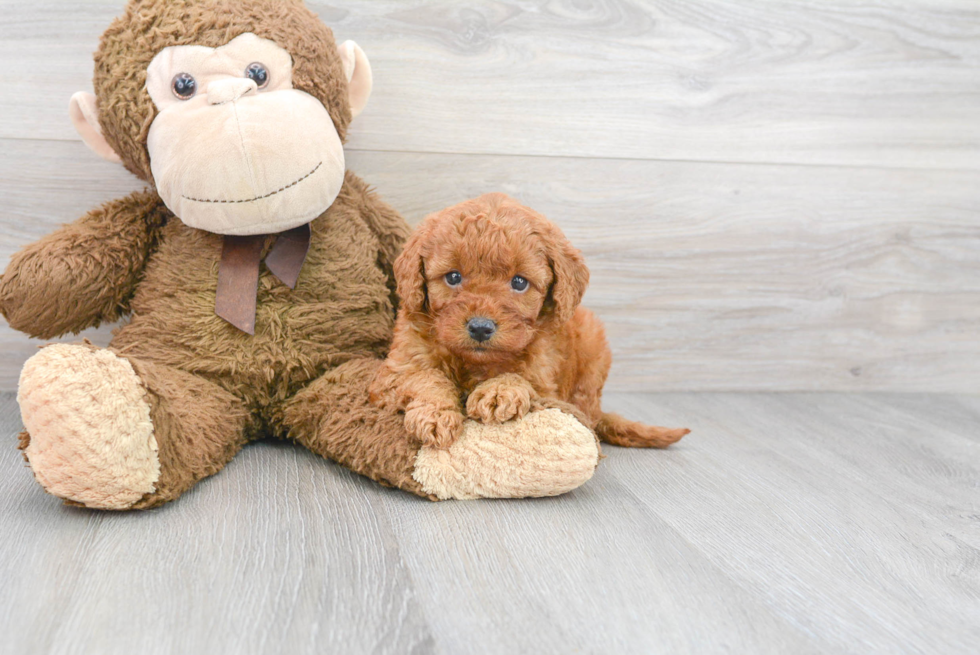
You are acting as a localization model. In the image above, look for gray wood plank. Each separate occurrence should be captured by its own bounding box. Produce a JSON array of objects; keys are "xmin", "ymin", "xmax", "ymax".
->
[
  {"xmin": 1, "ymin": 140, "xmax": 978, "ymax": 393},
  {"xmin": 2, "ymin": 391, "xmax": 978, "ymax": 654},
  {"xmin": 0, "ymin": 393, "xmax": 437, "ymax": 655},
  {"xmin": 3, "ymin": 0, "xmax": 979, "ymax": 169},
  {"xmin": 373, "ymin": 475, "xmax": 835, "ymax": 655},
  {"xmin": 601, "ymin": 392, "xmax": 980, "ymax": 655}
]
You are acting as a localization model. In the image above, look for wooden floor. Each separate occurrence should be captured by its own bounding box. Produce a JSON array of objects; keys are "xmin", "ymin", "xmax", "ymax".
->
[
  {"xmin": 2, "ymin": 2, "xmax": 978, "ymax": 654},
  {"xmin": 1, "ymin": 391, "xmax": 977, "ymax": 655}
]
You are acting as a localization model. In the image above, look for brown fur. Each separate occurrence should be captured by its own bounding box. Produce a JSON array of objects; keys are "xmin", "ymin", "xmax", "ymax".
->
[
  {"xmin": 371, "ymin": 194, "xmax": 690, "ymax": 449},
  {"xmin": 3, "ymin": 0, "xmax": 604, "ymax": 508},
  {"xmin": 0, "ymin": 0, "xmax": 429, "ymax": 506}
]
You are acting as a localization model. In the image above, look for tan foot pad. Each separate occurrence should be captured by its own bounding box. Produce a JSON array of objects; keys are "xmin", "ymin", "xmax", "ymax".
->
[
  {"xmin": 412, "ymin": 408, "xmax": 599, "ymax": 500},
  {"xmin": 18, "ymin": 344, "xmax": 159, "ymax": 510}
]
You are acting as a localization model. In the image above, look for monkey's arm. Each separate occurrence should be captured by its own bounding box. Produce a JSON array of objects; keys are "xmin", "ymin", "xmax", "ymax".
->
[{"xmin": 0, "ymin": 190, "xmax": 167, "ymax": 340}]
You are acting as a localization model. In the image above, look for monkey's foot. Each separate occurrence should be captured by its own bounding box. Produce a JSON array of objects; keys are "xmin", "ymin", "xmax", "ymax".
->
[
  {"xmin": 412, "ymin": 408, "xmax": 599, "ymax": 500},
  {"xmin": 18, "ymin": 344, "xmax": 159, "ymax": 510}
]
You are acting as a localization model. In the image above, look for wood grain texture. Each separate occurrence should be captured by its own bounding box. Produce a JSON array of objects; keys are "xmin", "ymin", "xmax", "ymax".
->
[
  {"xmin": 1, "ymin": 141, "xmax": 978, "ymax": 392},
  {"xmin": 601, "ymin": 393, "xmax": 980, "ymax": 655},
  {"xmin": 3, "ymin": 3, "xmax": 978, "ymax": 654},
  {"xmin": 0, "ymin": 390, "xmax": 437, "ymax": 655},
  {"xmin": 2, "ymin": 391, "xmax": 978, "ymax": 654},
  {"xmin": 1, "ymin": 0, "xmax": 978, "ymax": 391},
  {"xmin": 2, "ymin": 0, "xmax": 979, "ymax": 169}
]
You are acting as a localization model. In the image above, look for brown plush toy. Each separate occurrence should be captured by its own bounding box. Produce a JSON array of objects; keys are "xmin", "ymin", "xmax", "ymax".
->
[{"xmin": 0, "ymin": 0, "xmax": 600, "ymax": 509}]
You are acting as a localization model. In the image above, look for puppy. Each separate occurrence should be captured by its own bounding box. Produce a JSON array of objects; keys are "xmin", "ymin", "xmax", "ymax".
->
[{"xmin": 370, "ymin": 193, "xmax": 690, "ymax": 450}]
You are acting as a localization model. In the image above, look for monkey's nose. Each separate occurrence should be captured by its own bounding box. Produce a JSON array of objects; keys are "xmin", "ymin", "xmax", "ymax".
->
[
  {"xmin": 207, "ymin": 78, "xmax": 259, "ymax": 105},
  {"xmin": 467, "ymin": 317, "xmax": 496, "ymax": 343}
]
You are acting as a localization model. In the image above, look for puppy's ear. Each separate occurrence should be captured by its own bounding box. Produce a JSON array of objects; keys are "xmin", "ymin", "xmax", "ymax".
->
[
  {"xmin": 541, "ymin": 222, "xmax": 590, "ymax": 325},
  {"xmin": 394, "ymin": 225, "xmax": 428, "ymax": 315}
]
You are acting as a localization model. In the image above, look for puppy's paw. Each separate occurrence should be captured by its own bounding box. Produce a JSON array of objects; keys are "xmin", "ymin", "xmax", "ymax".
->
[
  {"xmin": 404, "ymin": 404, "xmax": 465, "ymax": 449},
  {"xmin": 466, "ymin": 375, "xmax": 536, "ymax": 424}
]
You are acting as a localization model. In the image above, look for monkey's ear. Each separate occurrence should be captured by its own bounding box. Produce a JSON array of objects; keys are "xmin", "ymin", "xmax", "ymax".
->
[
  {"xmin": 337, "ymin": 40, "xmax": 372, "ymax": 119},
  {"xmin": 69, "ymin": 92, "xmax": 122, "ymax": 164}
]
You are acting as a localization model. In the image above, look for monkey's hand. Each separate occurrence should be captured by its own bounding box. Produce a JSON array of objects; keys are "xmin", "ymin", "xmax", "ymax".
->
[
  {"xmin": 466, "ymin": 374, "xmax": 537, "ymax": 424},
  {"xmin": 0, "ymin": 190, "xmax": 166, "ymax": 339}
]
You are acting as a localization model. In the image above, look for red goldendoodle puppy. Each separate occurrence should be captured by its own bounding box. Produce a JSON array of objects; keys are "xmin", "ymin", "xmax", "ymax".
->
[{"xmin": 370, "ymin": 193, "xmax": 690, "ymax": 449}]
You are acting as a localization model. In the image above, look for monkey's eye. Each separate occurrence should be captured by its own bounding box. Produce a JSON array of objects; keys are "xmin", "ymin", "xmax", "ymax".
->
[
  {"xmin": 444, "ymin": 271, "xmax": 462, "ymax": 287},
  {"xmin": 511, "ymin": 275, "xmax": 529, "ymax": 292},
  {"xmin": 245, "ymin": 62, "xmax": 269, "ymax": 88},
  {"xmin": 171, "ymin": 73, "xmax": 197, "ymax": 100}
]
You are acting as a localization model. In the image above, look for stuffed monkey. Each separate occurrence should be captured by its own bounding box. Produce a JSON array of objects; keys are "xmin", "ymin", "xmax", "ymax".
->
[{"xmin": 0, "ymin": 0, "xmax": 599, "ymax": 509}]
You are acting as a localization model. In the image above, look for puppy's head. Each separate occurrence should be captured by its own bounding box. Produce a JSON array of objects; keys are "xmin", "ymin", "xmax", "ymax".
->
[{"xmin": 395, "ymin": 193, "xmax": 589, "ymax": 363}]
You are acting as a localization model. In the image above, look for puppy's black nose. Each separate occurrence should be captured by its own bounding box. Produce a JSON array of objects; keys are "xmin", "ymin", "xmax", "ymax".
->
[{"xmin": 467, "ymin": 317, "xmax": 496, "ymax": 343}]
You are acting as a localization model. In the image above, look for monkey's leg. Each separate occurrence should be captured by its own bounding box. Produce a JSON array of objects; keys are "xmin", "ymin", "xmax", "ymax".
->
[
  {"xmin": 17, "ymin": 344, "xmax": 250, "ymax": 510},
  {"xmin": 284, "ymin": 358, "xmax": 600, "ymax": 500},
  {"xmin": 283, "ymin": 358, "xmax": 430, "ymax": 497}
]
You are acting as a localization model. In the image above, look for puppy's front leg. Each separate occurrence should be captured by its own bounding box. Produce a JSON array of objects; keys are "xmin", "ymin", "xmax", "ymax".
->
[
  {"xmin": 371, "ymin": 364, "xmax": 465, "ymax": 449},
  {"xmin": 466, "ymin": 374, "xmax": 538, "ymax": 424}
]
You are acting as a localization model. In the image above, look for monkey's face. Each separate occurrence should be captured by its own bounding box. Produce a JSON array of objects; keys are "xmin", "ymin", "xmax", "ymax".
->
[{"xmin": 141, "ymin": 33, "xmax": 345, "ymax": 236}]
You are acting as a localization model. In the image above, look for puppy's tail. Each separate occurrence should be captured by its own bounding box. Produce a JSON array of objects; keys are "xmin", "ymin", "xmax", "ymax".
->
[{"xmin": 596, "ymin": 412, "xmax": 689, "ymax": 449}]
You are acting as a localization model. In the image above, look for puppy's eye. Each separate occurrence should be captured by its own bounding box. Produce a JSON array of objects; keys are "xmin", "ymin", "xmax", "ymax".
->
[
  {"xmin": 445, "ymin": 271, "xmax": 462, "ymax": 287},
  {"xmin": 511, "ymin": 275, "xmax": 529, "ymax": 292}
]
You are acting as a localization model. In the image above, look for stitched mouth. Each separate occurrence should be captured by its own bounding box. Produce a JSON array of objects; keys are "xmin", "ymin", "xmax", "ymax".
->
[{"xmin": 181, "ymin": 161, "xmax": 322, "ymax": 204}]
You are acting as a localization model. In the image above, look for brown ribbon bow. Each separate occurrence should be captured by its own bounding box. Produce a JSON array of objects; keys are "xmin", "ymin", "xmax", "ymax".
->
[{"xmin": 215, "ymin": 223, "xmax": 311, "ymax": 335}]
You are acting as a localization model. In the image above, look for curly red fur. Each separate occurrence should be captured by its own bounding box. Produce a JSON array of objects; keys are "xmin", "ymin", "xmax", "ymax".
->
[{"xmin": 370, "ymin": 193, "xmax": 690, "ymax": 449}]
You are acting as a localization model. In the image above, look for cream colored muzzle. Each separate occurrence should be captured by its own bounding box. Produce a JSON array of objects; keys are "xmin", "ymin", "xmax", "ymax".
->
[{"xmin": 147, "ymin": 86, "xmax": 346, "ymax": 236}]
